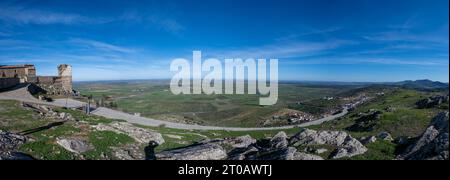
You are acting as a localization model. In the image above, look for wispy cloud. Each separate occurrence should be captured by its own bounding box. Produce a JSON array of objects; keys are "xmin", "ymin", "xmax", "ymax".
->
[
  {"xmin": 0, "ymin": 4, "xmax": 185, "ymax": 34},
  {"xmin": 285, "ymin": 57, "xmax": 448, "ymax": 66},
  {"xmin": 68, "ymin": 38, "xmax": 136, "ymax": 54},
  {"xmin": 0, "ymin": 4, "xmax": 110, "ymax": 25},
  {"xmin": 0, "ymin": 37, "xmax": 144, "ymax": 67},
  {"xmin": 119, "ymin": 11, "xmax": 185, "ymax": 34},
  {"xmin": 205, "ymin": 39, "xmax": 353, "ymax": 59},
  {"xmin": 363, "ymin": 31, "xmax": 449, "ymax": 44},
  {"xmin": 275, "ymin": 27, "xmax": 341, "ymax": 42}
]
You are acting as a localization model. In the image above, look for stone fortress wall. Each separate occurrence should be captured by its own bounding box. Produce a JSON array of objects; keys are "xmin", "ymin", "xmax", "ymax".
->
[
  {"xmin": 0, "ymin": 78, "xmax": 21, "ymax": 90},
  {"xmin": 0, "ymin": 64, "xmax": 73, "ymax": 95}
]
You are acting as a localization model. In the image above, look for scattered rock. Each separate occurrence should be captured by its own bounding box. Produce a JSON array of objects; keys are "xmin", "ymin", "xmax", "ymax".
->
[
  {"xmin": 112, "ymin": 144, "xmax": 145, "ymax": 160},
  {"xmin": 0, "ymin": 131, "xmax": 33, "ymax": 160},
  {"xmin": 227, "ymin": 145, "xmax": 259, "ymax": 160},
  {"xmin": 331, "ymin": 136, "xmax": 367, "ymax": 159},
  {"xmin": 93, "ymin": 122, "xmax": 164, "ymax": 145},
  {"xmin": 416, "ymin": 95, "xmax": 448, "ymax": 109},
  {"xmin": 315, "ymin": 148, "xmax": 328, "ymax": 154},
  {"xmin": 269, "ymin": 131, "xmax": 288, "ymax": 149},
  {"xmin": 394, "ymin": 136, "xmax": 410, "ymax": 145},
  {"xmin": 0, "ymin": 151, "xmax": 34, "ymax": 160},
  {"xmin": 56, "ymin": 138, "xmax": 92, "ymax": 154},
  {"xmin": 290, "ymin": 129, "xmax": 347, "ymax": 146},
  {"xmin": 203, "ymin": 135, "xmax": 257, "ymax": 149},
  {"xmin": 156, "ymin": 143, "xmax": 227, "ymax": 160},
  {"xmin": 293, "ymin": 152, "xmax": 324, "ymax": 160},
  {"xmin": 346, "ymin": 110, "xmax": 383, "ymax": 132},
  {"xmin": 58, "ymin": 112, "xmax": 75, "ymax": 121},
  {"xmin": 290, "ymin": 129, "xmax": 367, "ymax": 159},
  {"xmin": 255, "ymin": 147, "xmax": 323, "ymax": 160},
  {"xmin": 256, "ymin": 147, "xmax": 297, "ymax": 160},
  {"xmin": 399, "ymin": 112, "xmax": 449, "ymax": 160},
  {"xmin": 0, "ymin": 131, "xmax": 27, "ymax": 151},
  {"xmin": 377, "ymin": 132, "xmax": 394, "ymax": 141},
  {"xmin": 166, "ymin": 134, "xmax": 183, "ymax": 139},
  {"xmin": 360, "ymin": 136, "xmax": 377, "ymax": 144},
  {"xmin": 21, "ymin": 103, "xmax": 76, "ymax": 121},
  {"xmin": 384, "ymin": 106, "xmax": 396, "ymax": 112}
]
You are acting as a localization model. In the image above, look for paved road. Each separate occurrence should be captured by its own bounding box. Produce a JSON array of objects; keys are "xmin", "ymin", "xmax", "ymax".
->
[
  {"xmin": 1, "ymin": 85, "xmax": 348, "ymax": 131},
  {"xmin": 0, "ymin": 85, "xmax": 85, "ymax": 108}
]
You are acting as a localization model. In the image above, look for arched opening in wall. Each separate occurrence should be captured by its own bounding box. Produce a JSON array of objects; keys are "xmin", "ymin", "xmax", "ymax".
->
[{"xmin": 1, "ymin": 72, "xmax": 5, "ymax": 77}]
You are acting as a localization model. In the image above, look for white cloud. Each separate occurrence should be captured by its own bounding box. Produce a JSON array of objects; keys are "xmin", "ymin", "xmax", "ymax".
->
[
  {"xmin": 275, "ymin": 27, "xmax": 341, "ymax": 41},
  {"xmin": 284, "ymin": 57, "xmax": 448, "ymax": 66},
  {"xmin": 204, "ymin": 39, "xmax": 353, "ymax": 59},
  {"xmin": 0, "ymin": 5, "xmax": 110, "ymax": 25},
  {"xmin": 119, "ymin": 11, "xmax": 185, "ymax": 34},
  {"xmin": 0, "ymin": 4, "xmax": 185, "ymax": 34},
  {"xmin": 363, "ymin": 31, "xmax": 449, "ymax": 45},
  {"xmin": 68, "ymin": 38, "xmax": 136, "ymax": 54}
]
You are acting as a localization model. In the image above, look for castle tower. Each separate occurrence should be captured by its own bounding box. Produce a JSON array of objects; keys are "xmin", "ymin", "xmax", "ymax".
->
[{"xmin": 58, "ymin": 64, "xmax": 72, "ymax": 92}]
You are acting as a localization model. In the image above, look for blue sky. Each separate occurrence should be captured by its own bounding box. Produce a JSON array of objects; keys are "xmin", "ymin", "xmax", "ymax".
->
[{"xmin": 0, "ymin": 0, "xmax": 448, "ymax": 82}]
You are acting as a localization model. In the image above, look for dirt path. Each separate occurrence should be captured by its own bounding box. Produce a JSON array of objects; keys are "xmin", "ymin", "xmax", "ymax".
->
[{"xmin": 1, "ymin": 85, "xmax": 348, "ymax": 131}]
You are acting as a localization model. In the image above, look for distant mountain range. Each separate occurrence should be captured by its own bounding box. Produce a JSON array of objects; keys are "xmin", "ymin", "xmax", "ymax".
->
[
  {"xmin": 74, "ymin": 79, "xmax": 449, "ymax": 91},
  {"xmin": 391, "ymin": 79, "xmax": 449, "ymax": 91}
]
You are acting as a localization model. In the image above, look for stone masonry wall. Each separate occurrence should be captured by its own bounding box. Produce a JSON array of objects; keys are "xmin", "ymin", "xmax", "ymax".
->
[{"xmin": 0, "ymin": 78, "xmax": 20, "ymax": 90}]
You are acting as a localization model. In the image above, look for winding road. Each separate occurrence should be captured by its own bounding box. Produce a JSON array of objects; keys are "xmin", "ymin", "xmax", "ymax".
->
[{"xmin": 0, "ymin": 85, "xmax": 348, "ymax": 131}]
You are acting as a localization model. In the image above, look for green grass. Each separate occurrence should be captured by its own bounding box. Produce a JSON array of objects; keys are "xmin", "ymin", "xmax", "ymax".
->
[
  {"xmin": 18, "ymin": 141, "xmax": 76, "ymax": 160},
  {"xmin": 0, "ymin": 100, "xmax": 49, "ymax": 132},
  {"xmin": 75, "ymin": 81, "xmax": 357, "ymax": 127},
  {"xmin": 82, "ymin": 130, "xmax": 135, "ymax": 159},
  {"xmin": 136, "ymin": 124, "xmax": 303, "ymax": 152},
  {"xmin": 309, "ymin": 88, "xmax": 445, "ymax": 160},
  {"xmin": 345, "ymin": 140, "xmax": 397, "ymax": 160}
]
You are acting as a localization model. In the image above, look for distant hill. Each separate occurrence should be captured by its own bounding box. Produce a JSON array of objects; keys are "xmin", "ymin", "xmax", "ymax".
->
[{"xmin": 392, "ymin": 79, "xmax": 449, "ymax": 91}]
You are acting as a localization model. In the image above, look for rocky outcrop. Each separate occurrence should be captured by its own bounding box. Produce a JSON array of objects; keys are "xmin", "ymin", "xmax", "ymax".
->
[
  {"xmin": 293, "ymin": 152, "xmax": 324, "ymax": 160},
  {"xmin": 22, "ymin": 103, "xmax": 75, "ymax": 121},
  {"xmin": 255, "ymin": 147, "xmax": 298, "ymax": 160},
  {"xmin": 360, "ymin": 136, "xmax": 377, "ymax": 144},
  {"xmin": 346, "ymin": 110, "xmax": 382, "ymax": 132},
  {"xmin": 112, "ymin": 144, "xmax": 145, "ymax": 160},
  {"xmin": 0, "ymin": 151, "xmax": 34, "ymax": 160},
  {"xmin": 0, "ymin": 131, "xmax": 27, "ymax": 151},
  {"xmin": 56, "ymin": 138, "xmax": 92, "ymax": 154},
  {"xmin": 153, "ymin": 128, "xmax": 368, "ymax": 160},
  {"xmin": 156, "ymin": 143, "xmax": 227, "ymax": 160},
  {"xmin": 377, "ymin": 132, "xmax": 393, "ymax": 141},
  {"xmin": 250, "ymin": 147, "xmax": 323, "ymax": 160},
  {"xmin": 0, "ymin": 131, "xmax": 33, "ymax": 160},
  {"xmin": 201, "ymin": 135, "xmax": 256, "ymax": 149},
  {"xmin": 290, "ymin": 129, "xmax": 367, "ymax": 159},
  {"xmin": 93, "ymin": 122, "xmax": 164, "ymax": 145},
  {"xmin": 269, "ymin": 131, "xmax": 288, "ymax": 149},
  {"xmin": 415, "ymin": 95, "xmax": 449, "ymax": 109},
  {"xmin": 227, "ymin": 146, "xmax": 259, "ymax": 160},
  {"xmin": 399, "ymin": 112, "xmax": 449, "ymax": 160}
]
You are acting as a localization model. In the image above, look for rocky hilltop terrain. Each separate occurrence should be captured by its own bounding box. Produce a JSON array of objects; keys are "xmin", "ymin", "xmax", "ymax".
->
[
  {"xmin": 1, "ymin": 99, "xmax": 447, "ymax": 160},
  {"xmin": 1, "ymin": 83, "xmax": 449, "ymax": 160},
  {"xmin": 398, "ymin": 112, "xmax": 449, "ymax": 160}
]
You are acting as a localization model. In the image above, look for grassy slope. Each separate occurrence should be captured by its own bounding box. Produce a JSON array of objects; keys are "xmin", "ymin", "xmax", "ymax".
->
[
  {"xmin": 309, "ymin": 88, "xmax": 446, "ymax": 159},
  {"xmin": 1, "ymin": 99, "xmax": 301, "ymax": 159},
  {"xmin": 1, "ymin": 87, "xmax": 445, "ymax": 160}
]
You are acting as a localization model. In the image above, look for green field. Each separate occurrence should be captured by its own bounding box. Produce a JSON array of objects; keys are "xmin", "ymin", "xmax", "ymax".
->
[{"xmin": 74, "ymin": 80, "xmax": 361, "ymax": 127}]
